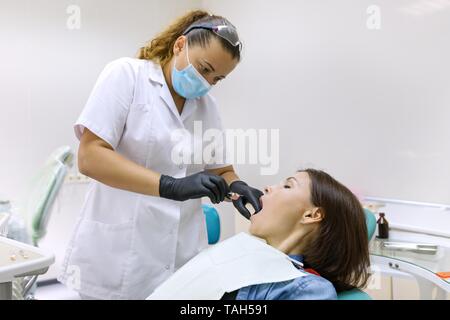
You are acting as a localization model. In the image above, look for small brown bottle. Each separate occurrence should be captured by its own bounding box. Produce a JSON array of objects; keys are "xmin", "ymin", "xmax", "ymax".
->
[{"xmin": 377, "ymin": 212, "xmax": 389, "ymax": 239}]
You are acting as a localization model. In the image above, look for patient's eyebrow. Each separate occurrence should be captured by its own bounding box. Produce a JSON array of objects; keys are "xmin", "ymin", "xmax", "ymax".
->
[{"xmin": 286, "ymin": 177, "xmax": 299, "ymax": 184}]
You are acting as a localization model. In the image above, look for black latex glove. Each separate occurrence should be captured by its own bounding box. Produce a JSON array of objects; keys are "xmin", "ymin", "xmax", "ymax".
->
[
  {"xmin": 230, "ymin": 180, "xmax": 264, "ymax": 219},
  {"xmin": 159, "ymin": 171, "xmax": 230, "ymax": 204}
]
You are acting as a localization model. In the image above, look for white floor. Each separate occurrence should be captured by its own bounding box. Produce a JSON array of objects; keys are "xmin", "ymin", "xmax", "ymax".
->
[{"xmin": 34, "ymin": 282, "xmax": 81, "ymax": 300}]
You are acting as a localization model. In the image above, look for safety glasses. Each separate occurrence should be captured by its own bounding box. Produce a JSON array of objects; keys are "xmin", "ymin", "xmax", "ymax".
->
[{"xmin": 183, "ymin": 22, "xmax": 242, "ymax": 52}]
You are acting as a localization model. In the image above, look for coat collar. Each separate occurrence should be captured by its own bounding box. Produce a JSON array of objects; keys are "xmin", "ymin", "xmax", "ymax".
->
[{"xmin": 148, "ymin": 60, "xmax": 165, "ymax": 85}]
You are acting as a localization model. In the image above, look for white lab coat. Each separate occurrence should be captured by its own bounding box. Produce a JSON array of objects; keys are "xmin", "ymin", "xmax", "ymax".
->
[{"xmin": 58, "ymin": 57, "xmax": 229, "ymax": 299}]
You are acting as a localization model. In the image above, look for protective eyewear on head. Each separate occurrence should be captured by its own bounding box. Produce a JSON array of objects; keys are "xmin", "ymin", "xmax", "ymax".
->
[{"xmin": 183, "ymin": 22, "xmax": 242, "ymax": 52}]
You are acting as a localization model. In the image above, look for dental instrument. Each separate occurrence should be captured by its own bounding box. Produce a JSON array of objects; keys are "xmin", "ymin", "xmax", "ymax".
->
[
  {"xmin": 226, "ymin": 192, "xmax": 260, "ymax": 216},
  {"xmin": 226, "ymin": 192, "xmax": 241, "ymax": 200}
]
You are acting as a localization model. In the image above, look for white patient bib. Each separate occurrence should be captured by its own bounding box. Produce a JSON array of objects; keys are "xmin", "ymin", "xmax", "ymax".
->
[{"xmin": 147, "ymin": 232, "xmax": 307, "ymax": 300}]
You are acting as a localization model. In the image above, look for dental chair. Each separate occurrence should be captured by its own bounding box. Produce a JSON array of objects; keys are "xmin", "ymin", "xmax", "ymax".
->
[
  {"xmin": 202, "ymin": 204, "xmax": 221, "ymax": 245},
  {"xmin": 9, "ymin": 146, "xmax": 74, "ymax": 299},
  {"xmin": 201, "ymin": 204, "xmax": 376, "ymax": 300},
  {"xmin": 27, "ymin": 146, "xmax": 74, "ymax": 246}
]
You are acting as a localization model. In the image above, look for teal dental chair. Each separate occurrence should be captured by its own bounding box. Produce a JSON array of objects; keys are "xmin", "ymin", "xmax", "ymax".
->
[
  {"xmin": 201, "ymin": 204, "xmax": 376, "ymax": 300},
  {"xmin": 202, "ymin": 204, "xmax": 221, "ymax": 245}
]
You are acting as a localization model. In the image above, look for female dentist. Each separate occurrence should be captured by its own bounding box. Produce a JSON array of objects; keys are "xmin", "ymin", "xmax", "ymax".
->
[{"xmin": 59, "ymin": 10, "xmax": 263, "ymax": 299}]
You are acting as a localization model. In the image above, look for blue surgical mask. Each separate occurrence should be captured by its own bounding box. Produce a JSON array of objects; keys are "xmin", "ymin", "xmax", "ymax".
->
[{"xmin": 171, "ymin": 43, "xmax": 212, "ymax": 99}]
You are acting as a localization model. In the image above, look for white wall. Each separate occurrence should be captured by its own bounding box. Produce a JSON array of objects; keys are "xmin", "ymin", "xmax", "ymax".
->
[
  {"xmin": 0, "ymin": 0, "xmax": 202, "ymax": 203},
  {"xmin": 203, "ymin": 0, "xmax": 450, "ymax": 205}
]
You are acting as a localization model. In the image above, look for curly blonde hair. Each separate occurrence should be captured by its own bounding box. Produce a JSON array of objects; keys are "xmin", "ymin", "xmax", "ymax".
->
[{"xmin": 137, "ymin": 10, "xmax": 241, "ymax": 67}]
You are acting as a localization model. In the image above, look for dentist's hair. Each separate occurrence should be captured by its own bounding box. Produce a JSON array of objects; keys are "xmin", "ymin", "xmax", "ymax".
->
[
  {"xmin": 137, "ymin": 10, "xmax": 241, "ymax": 67},
  {"xmin": 299, "ymin": 169, "xmax": 370, "ymax": 292}
]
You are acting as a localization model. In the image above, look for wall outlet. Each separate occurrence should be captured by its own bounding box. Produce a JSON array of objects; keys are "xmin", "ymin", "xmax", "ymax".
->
[{"xmin": 65, "ymin": 173, "xmax": 90, "ymax": 184}]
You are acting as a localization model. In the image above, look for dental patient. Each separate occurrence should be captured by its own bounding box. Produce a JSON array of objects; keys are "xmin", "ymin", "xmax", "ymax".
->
[
  {"xmin": 148, "ymin": 169, "xmax": 370, "ymax": 300},
  {"xmin": 221, "ymin": 169, "xmax": 370, "ymax": 300}
]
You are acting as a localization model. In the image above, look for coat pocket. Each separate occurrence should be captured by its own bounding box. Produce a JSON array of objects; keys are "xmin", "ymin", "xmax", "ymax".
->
[{"xmin": 69, "ymin": 219, "xmax": 133, "ymax": 295}]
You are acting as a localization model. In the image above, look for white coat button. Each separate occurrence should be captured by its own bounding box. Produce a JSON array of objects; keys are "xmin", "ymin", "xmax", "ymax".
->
[
  {"xmin": 178, "ymin": 164, "xmax": 184, "ymax": 169},
  {"xmin": 165, "ymin": 265, "xmax": 170, "ymax": 270}
]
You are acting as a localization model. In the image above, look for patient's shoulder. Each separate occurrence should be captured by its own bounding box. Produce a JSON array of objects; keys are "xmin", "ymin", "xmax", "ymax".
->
[{"xmin": 267, "ymin": 274, "xmax": 337, "ymax": 300}]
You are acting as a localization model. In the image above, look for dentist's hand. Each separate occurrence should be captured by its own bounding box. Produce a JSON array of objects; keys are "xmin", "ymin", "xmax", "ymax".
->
[
  {"xmin": 230, "ymin": 180, "xmax": 264, "ymax": 220},
  {"xmin": 159, "ymin": 171, "xmax": 230, "ymax": 204}
]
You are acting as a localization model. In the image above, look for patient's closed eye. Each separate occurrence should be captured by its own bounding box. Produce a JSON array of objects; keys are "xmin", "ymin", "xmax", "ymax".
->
[{"xmin": 283, "ymin": 179, "xmax": 293, "ymax": 189}]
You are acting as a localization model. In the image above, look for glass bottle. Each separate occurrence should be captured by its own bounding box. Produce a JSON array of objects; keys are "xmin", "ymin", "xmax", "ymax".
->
[{"xmin": 376, "ymin": 212, "xmax": 389, "ymax": 239}]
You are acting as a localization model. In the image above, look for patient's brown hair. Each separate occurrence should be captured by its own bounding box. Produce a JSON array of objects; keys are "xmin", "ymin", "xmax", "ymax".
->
[{"xmin": 299, "ymin": 169, "xmax": 370, "ymax": 292}]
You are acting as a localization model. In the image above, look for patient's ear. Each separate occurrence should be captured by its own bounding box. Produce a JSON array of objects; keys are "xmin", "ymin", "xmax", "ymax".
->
[{"xmin": 300, "ymin": 208, "xmax": 324, "ymax": 224}]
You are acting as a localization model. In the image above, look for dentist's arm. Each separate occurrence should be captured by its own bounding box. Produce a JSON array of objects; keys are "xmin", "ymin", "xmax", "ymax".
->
[
  {"xmin": 207, "ymin": 165, "xmax": 239, "ymax": 187},
  {"xmin": 78, "ymin": 128, "xmax": 161, "ymax": 196},
  {"xmin": 78, "ymin": 128, "xmax": 229, "ymax": 203}
]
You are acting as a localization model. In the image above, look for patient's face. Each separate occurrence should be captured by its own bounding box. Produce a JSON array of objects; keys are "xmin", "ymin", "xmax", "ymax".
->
[{"xmin": 249, "ymin": 172, "xmax": 314, "ymax": 239}]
